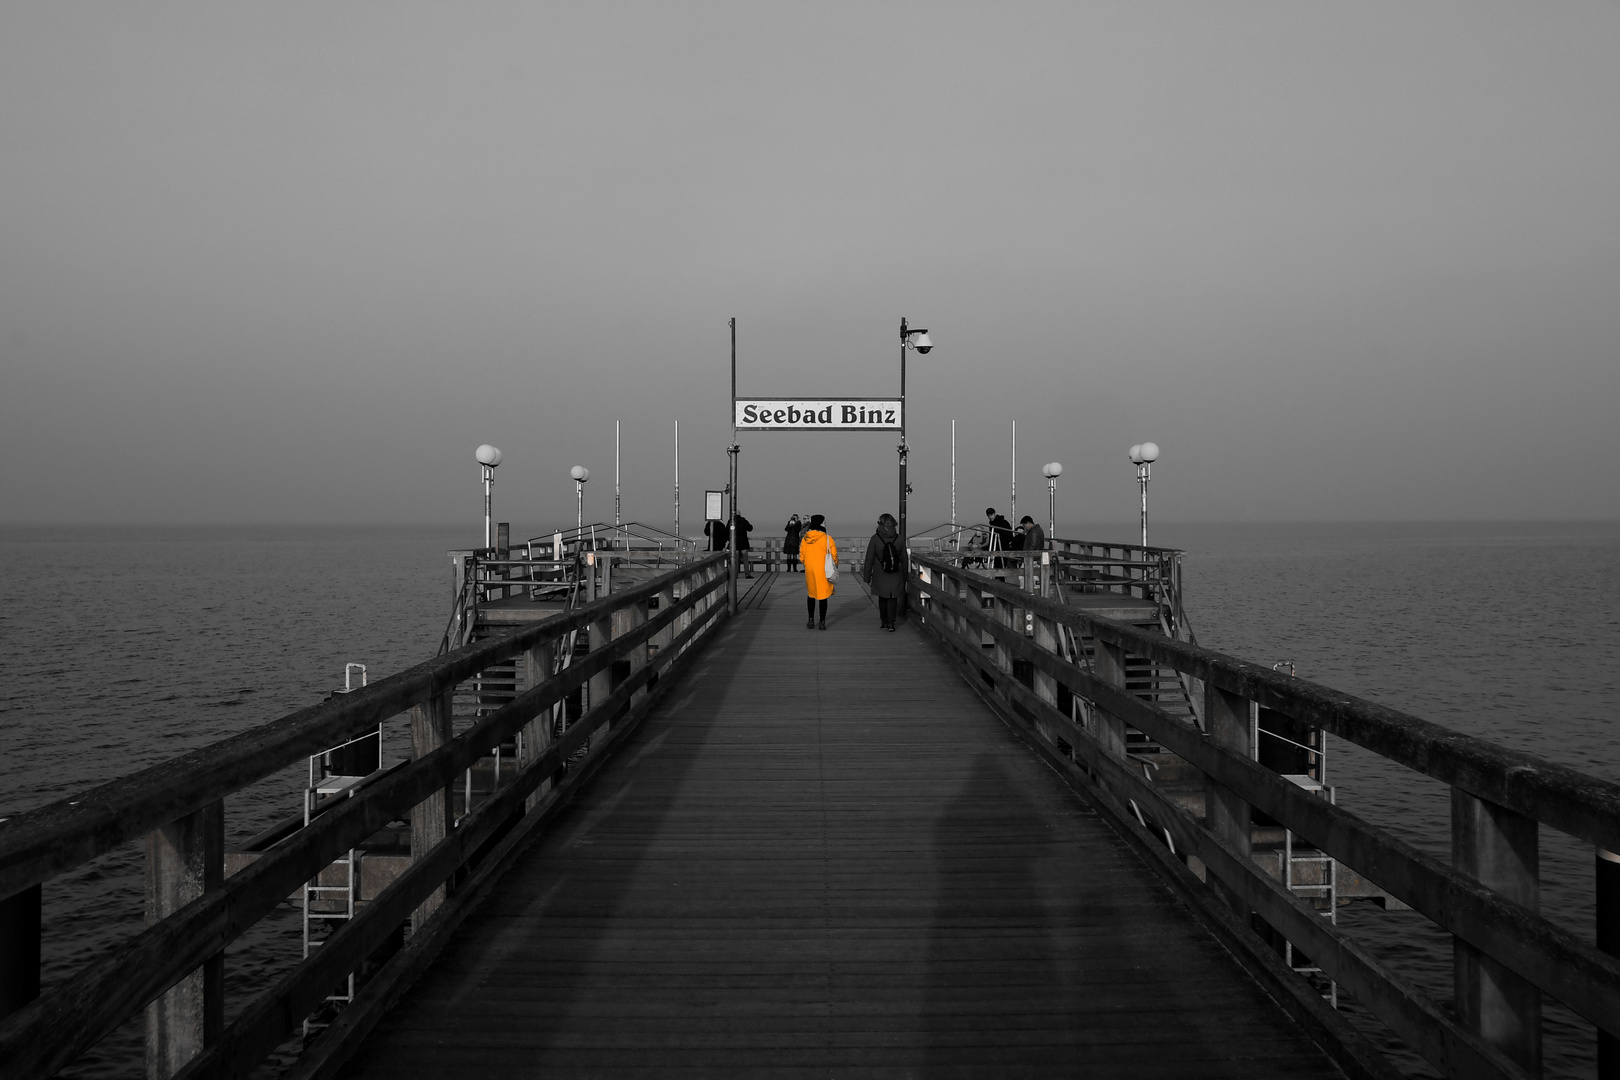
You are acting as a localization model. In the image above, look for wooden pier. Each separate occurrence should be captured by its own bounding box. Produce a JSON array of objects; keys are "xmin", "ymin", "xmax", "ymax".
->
[
  {"xmin": 3, "ymin": 535, "xmax": 1620, "ymax": 1080},
  {"xmin": 344, "ymin": 585, "xmax": 1338, "ymax": 1078}
]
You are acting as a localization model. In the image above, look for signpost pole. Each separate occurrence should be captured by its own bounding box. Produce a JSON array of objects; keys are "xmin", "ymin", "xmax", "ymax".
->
[
  {"xmin": 898, "ymin": 320, "xmax": 909, "ymax": 615},
  {"xmin": 728, "ymin": 317, "xmax": 738, "ymax": 616}
]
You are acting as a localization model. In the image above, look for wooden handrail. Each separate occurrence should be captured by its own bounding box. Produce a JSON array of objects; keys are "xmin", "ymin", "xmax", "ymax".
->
[
  {"xmin": 0, "ymin": 553, "xmax": 727, "ymax": 902},
  {"xmin": 914, "ymin": 552, "xmax": 1620, "ymax": 849},
  {"xmin": 0, "ymin": 553, "xmax": 730, "ymax": 1080},
  {"xmin": 910, "ymin": 551, "xmax": 1620, "ymax": 1079}
]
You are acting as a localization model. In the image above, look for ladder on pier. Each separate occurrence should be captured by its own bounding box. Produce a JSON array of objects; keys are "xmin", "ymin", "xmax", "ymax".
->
[{"xmin": 302, "ymin": 663, "xmax": 377, "ymax": 1035}]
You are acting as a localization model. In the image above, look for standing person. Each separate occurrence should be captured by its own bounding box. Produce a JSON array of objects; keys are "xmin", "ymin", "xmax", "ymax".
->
[
  {"xmin": 703, "ymin": 516, "xmax": 729, "ymax": 552},
  {"xmin": 1018, "ymin": 515, "xmax": 1047, "ymax": 553},
  {"xmin": 861, "ymin": 513, "xmax": 906, "ymax": 631},
  {"xmin": 782, "ymin": 514, "xmax": 803, "ymax": 572},
  {"xmin": 798, "ymin": 514, "xmax": 837, "ymax": 630},
  {"xmin": 733, "ymin": 513, "xmax": 754, "ymax": 578},
  {"xmin": 986, "ymin": 507, "xmax": 1013, "ymax": 568}
]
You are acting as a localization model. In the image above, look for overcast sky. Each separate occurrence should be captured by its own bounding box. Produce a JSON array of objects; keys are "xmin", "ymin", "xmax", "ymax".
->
[{"xmin": 2, "ymin": 3, "xmax": 1617, "ymax": 536}]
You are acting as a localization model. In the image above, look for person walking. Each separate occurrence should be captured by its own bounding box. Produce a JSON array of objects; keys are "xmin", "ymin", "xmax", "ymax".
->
[
  {"xmin": 798, "ymin": 514, "xmax": 837, "ymax": 630},
  {"xmin": 783, "ymin": 514, "xmax": 803, "ymax": 572},
  {"xmin": 734, "ymin": 513, "xmax": 755, "ymax": 579},
  {"xmin": 861, "ymin": 513, "xmax": 906, "ymax": 631}
]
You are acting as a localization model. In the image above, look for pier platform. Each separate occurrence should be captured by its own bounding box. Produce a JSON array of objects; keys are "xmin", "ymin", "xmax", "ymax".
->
[{"xmin": 342, "ymin": 580, "xmax": 1338, "ymax": 1077}]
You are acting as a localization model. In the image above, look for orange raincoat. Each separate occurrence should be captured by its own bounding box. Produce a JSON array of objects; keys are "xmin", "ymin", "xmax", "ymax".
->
[{"xmin": 798, "ymin": 528, "xmax": 838, "ymax": 600}]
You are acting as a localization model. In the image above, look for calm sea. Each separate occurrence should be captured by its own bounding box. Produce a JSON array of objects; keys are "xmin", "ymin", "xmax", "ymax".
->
[{"xmin": 2, "ymin": 521, "xmax": 1617, "ymax": 1077}]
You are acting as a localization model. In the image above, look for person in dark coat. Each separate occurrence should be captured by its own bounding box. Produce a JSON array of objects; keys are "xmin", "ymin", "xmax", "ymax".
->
[
  {"xmin": 861, "ymin": 513, "xmax": 906, "ymax": 631},
  {"xmin": 734, "ymin": 514, "xmax": 754, "ymax": 578},
  {"xmin": 703, "ymin": 517, "xmax": 729, "ymax": 552},
  {"xmin": 783, "ymin": 514, "xmax": 803, "ymax": 572},
  {"xmin": 985, "ymin": 507, "xmax": 1014, "ymax": 568},
  {"xmin": 1018, "ymin": 516, "xmax": 1047, "ymax": 552}
]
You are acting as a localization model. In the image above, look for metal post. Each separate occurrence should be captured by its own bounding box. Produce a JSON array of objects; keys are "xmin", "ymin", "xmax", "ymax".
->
[
  {"xmin": 951, "ymin": 419, "xmax": 956, "ymax": 533},
  {"xmin": 674, "ymin": 420, "xmax": 680, "ymax": 542},
  {"xmin": 482, "ymin": 467, "xmax": 494, "ymax": 552},
  {"xmin": 1010, "ymin": 420, "xmax": 1016, "ymax": 521},
  {"xmin": 727, "ymin": 445, "xmax": 739, "ymax": 614},
  {"xmin": 1047, "ymin": 477, "xmax": 1056, "ymax": 539},
  {"xmin": 575, "ymin": 481, "xmax": 583, "ymax": 536},
  {"xmin": 897, "ymin": 319, "xmax": 910, "ymax": 612},
  {"xmin": 614, "ymin": 420, "xmax": 621, "ymax": 534},
  {"xmin": 1453, "ymin": 789, "xmax": 1541, "ymax": 1074},
  {"xmin": 728, "ymin": 316, "xmax": 739, "ymax": 615},
  {"xmin": 1138, "ymin": 464, "xmax": 1150, "ymax": 547}
]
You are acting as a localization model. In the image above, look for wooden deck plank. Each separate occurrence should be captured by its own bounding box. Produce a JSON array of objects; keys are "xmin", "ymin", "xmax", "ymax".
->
[{"xmin": 341, "ymin": 583, "xmax": 1340, "ymax": 1078}]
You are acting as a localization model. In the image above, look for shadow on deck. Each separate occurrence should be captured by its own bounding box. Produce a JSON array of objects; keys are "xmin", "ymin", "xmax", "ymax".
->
[{"xmin": 342, "ymin": 581, "xmax": 1338, "ymax": 1078}]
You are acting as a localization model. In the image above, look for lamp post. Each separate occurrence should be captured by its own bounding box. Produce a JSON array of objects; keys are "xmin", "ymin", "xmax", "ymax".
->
[
  {"xmin": 570, "ymin": 465, "xmax": 590, "ymax": 536},
  {"xmin": 475, "ymin": 444, "xmax": 503, "ymax": 552},
  {"xmin": 1042, "ymin": 461, "xmax": 1063, "ymax": 538},
  {"xmin": 1128, "ymin": 442, "xmax": 1159, "ymax": 546},
  {"xmin": 898, "ymin": 316, "xmax": 933, "ymax": 556}
]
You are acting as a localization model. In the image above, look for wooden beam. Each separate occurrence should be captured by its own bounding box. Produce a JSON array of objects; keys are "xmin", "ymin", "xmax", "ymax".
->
[
  {"xmin": 144, "ymin": 801, "xmax": 224, "ymax": 1080},
  {"xmin": 408, "ymin": 690, "xmax": 453, "ymax": 932},
  {"xmin": 0, "ymin": 885, "xmax": 39, "ymax": 1020},
  {"xmin": 1454, "ymin": 789, "xmax": 1542, "ymax": 1076}
]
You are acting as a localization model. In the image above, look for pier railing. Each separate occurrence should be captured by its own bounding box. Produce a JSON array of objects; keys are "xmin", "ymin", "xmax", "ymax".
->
[
  {"xmin": 911, "ymin": 551, "xmax": 1620, "ymax": 1080},
  {"xmin": 0, "ymin": 552, "xmax": 730, "ymax": 1080}
]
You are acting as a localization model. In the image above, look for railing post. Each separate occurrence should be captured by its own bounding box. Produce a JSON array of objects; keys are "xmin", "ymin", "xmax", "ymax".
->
[
  {"xmin": 521, "ymin": 639, "xmax": 557, "ymax": 810},
  {"xmin": 617, "ymin": 597, "xmax": 649, "ymax": 707},
  {"xmin": 0, "ymin": 884, "xmax": 41, "ymax": 1020},
  {"xmin": 1453, "ymin": 789, "xmax": 1541, "ymax": 1075},
  {"xmin": 1599, "ymin": 848, "xmax": 1620, "ymax": 1078},
  {"xmin": 1202, "ymin": 685, "xmax": 1252, "ymax": 917},
  {"xmin": 1031, "ymin": 612, "xmax": 1062, "ymax": 747},
  {"xmin": 410, "ymin": 688, "xmax": 453, "ymax": 931},
  {"xmin": 1091, "ymin": 639, "xmax": 1130, "ymax": 759},
  {"xmin": 654, "ymin": 582, "xmax": 676, "ymax": 661},
  {"xmin": 588, "ymin": 605, "xmax": 615, "ymax": 728},
  {"xmin": 144, "ymin": 800, "xmax": 224, "ymax": 1080},
  {"xmin": 940, "ymin": 567, "xmax": 962, "ymax": 641},
  {"xmin": 992, "ymin": 595, "xmax": 1015, "ymax": 676}
]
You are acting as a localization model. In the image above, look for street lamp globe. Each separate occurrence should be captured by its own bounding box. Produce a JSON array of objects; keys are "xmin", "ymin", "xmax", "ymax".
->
[
  {"xmin": 476, "ymin": 444, "xmax": 503, "ymax": 468},
  {"xmin": 570, "ymin": 465, "xmax": 590, "ymax": 483},
  {"xmin": 1042, "ymin": 462, "xmax": 1063, "ymax": 479},
  {"xmin": 1128, "ymin": 444, "xmax": 1145, "ymax": 465},
  {"xmin": 1139, "ymin": 442, "xmax": 1160, "ymax": 463}
]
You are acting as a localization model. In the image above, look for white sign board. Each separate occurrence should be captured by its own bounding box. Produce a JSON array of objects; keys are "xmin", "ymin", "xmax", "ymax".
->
[
  {"xmin": 705, "ymin": 490, "xmax": 724, "ymax": 521},
  {"xmin": 735, "ymin": 398, "xmax": 902, "ymax": 432}
]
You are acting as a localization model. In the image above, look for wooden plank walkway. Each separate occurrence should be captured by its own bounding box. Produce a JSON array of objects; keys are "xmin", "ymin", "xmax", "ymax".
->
[{"xmin": 343, "ymin": 577, "xmax": 1342, "ymax": 1078}]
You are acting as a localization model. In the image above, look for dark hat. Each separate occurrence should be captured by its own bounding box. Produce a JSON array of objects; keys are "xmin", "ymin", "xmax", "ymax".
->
[
  {"xmin": 1020, "ymin": 516, "xmax": 1034, "ymax": 525},
  {"xmin": 878, "ymin": 513, "xmax": 897, "ymax": 526},
  {"xmin": 985, "ymin": 507, "xmax": 997, "ymax": 516},
  {"xmin": 809, "ymin": 514, "xmax": 825, "ymax": 528}
]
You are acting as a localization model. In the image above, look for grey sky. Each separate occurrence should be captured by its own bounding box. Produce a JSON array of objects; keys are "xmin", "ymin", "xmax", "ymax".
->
[{"xmin": 2, "ymin": 3, "xmax": 1617, "ymax": 535}]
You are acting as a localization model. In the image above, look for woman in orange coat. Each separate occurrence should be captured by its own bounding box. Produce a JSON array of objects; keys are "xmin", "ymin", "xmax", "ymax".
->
[{"xmin": 798, "ymin": 514, "xmax": 838, "ymax": 630}]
